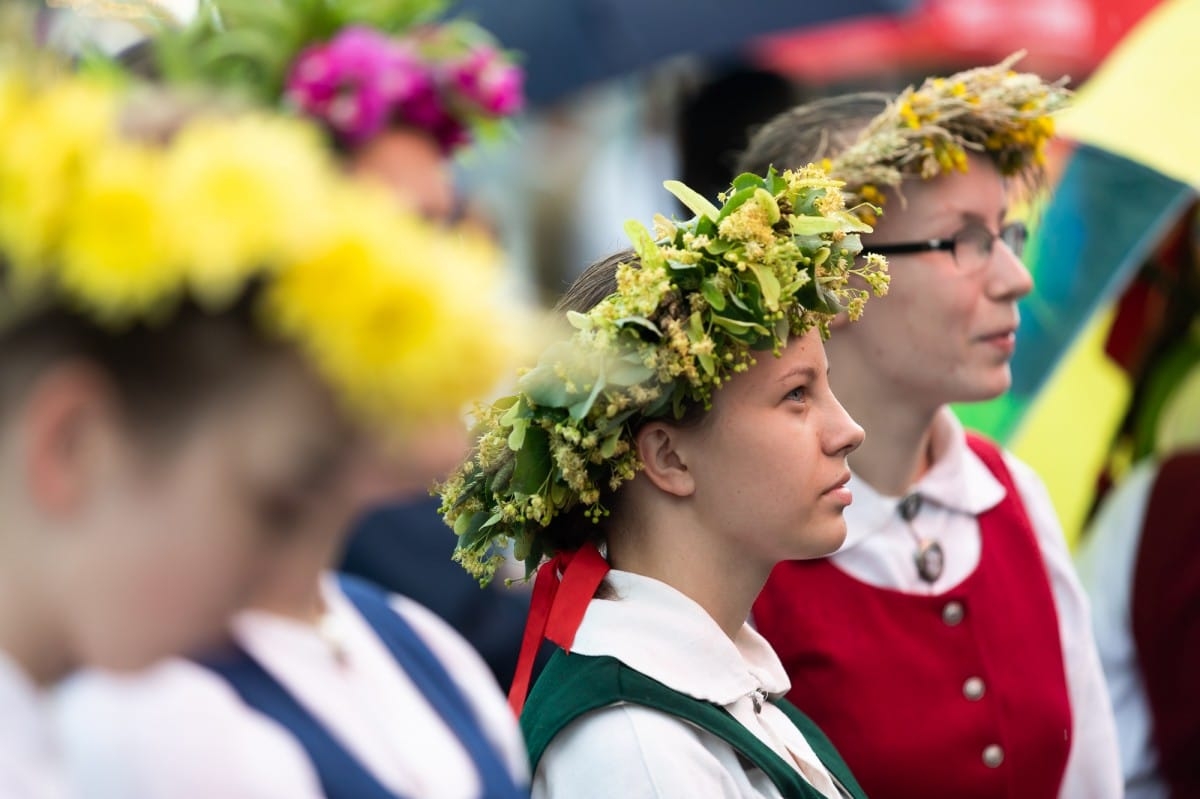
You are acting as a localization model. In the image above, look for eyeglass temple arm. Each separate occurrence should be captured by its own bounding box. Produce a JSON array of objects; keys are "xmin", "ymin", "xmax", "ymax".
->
[{"xmin": 867, "ymin": 239, "xmax": 955, "ymax": 255}]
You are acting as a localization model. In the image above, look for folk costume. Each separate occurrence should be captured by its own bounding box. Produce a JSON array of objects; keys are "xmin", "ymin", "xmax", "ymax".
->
[
  {"xmin": 130, "ymin": 0, "xmax": 534, "ymax": 687},
  {"xmin": 746, "ymin": 59, "xmax": 1121, "ymax": 799},
  {"xmin": 438, "ymin": 166, "xmax": 890, "ymax": 796},
  {"xmin": 0, "ymin": 26, "xmax": 515, "ymax": 797},
  {"xmin": 58, "ymin": 574, "xmax": 528, "ymax": 799},
  {"xmin": 754, "ymin": 411, "xmax": 1121, "ymax": 799}
]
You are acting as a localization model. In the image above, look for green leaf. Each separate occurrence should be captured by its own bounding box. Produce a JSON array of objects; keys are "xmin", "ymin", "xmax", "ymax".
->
[
  {"xmin": 703, "ymin": 237, "xmax": 735, "ymax": 255},
  {"xmin": 623, "ymin": 219, "xmax": 666, "ymax": 270},
  {"xmin": 712, "ymin": 315, "xmax": 769, "ymax": 336},
  {"xmin": 615, "ymin": 316, "xmax": 662, "ymax": 337},
  {"xmin": 730, "ymin": 172, "xmax": 766, "ymax": 192},
  {"xmin": 766, "ymin": 168, "xmax": 787, "ymax": 196},
  {"xmin": 488, "ymin": 456, "xmax": 516, "ymax": 494},
  {"xmin": 518, "ymin": 363, "xmax": 570, "ymax": 408},
  {"xmin": 753, "ymin": 188, "xmax": 781, "ymax": 225},
  {"xmin": 830, "ymin": 210, "xmax": 875, "ymax": 233},
  {"xmin": 565, "ymin": 310, "xmax": 592, "ymax": 330},
  {"xmin": 497, "ymin": 395, "xmax": 526, "ymax": 426},
  {"xmin": 663, "ymin": 180, "xmax": 720, "ymax": 222},
  {"xmin": 568, "ymin": 374, "xmax": 606, "ymax": 420},
  {"xmin": 715, "ymin": 186, "xmax": 757, "ymax": 221},
  {"xmin": 745, "ymin": 263, "xmax": 781, "ymax": 309},
  {"xmin": 600, "ymin": 429, "xmax": 622, "ymax": 458},
  {"xmin": 606, "ymin": 358, "xmax": 655, "ymax": 387},
  {"xmin": 728, "ymin": 289, "xmax": 751, "ymax": 313},
  {"xmin": 456, "ymin": 511, "xmax": 492, "ymax": 550},
  {"xmin": 513, "ymin": 530, "xmax": 534, "ymax": 562},
  {"xmin": 511, "ymin": 426, "xmax": 551, "ymax": 495},
  {"xmin": 789, "ymin": 215, "xmax": 845, "ymax": 235},
  {"xmin": 699, "ymin": 278, "xmax": 726, "ymax": 310},
  {"xmin": 506, "ymin": 417, "xmax": 529, "ymax": 450}
]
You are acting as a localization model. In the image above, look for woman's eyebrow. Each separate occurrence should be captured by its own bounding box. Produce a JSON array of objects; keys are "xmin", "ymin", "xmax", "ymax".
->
[{"xmin": 777, "ymin": 366, "xmax": 818, "ymax": 385}]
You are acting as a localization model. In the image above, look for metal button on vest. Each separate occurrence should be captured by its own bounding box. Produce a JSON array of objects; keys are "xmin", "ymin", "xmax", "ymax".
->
[
  {"xmin": 963, "ymin": 677, "xmax": 986, "ymax": 701},
  {"xmin": 982, "ymin": 744, "xmax": 1005, "ymax": 768},
  {"xmin": 942, "ymin": 601, "xmax": 965, "ymax": 626}
]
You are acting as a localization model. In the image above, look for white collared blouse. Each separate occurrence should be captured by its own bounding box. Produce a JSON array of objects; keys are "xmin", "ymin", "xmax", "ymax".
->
[
  {"xmin": 54, "ymin": 573, "xmax": 527, "ymax": 799},
  {"xmin": 535, "ymin": 569, "xmax": 842, "ymax": 799}
]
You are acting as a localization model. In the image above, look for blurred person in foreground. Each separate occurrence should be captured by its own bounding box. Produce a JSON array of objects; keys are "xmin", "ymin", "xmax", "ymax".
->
[
  {"xmin": 120, "ymin": 0, "xmax": 536, "ymax": 689},
  {"xmin": 42, "ymin": 16, "xmax": 530, "ymax": 799},
  {"xmin": 740, "ymin": 58, "xmax": 1123, "ymax": 799},
  {"xmin": 0, "ymin": 18, "xmax": 517, "ymax": 799}
]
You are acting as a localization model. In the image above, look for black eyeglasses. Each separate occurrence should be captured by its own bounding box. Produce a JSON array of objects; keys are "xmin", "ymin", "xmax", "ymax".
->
[{"xmin": 868, "ymin": 220, "xmax": 1028, "ymax": 273}]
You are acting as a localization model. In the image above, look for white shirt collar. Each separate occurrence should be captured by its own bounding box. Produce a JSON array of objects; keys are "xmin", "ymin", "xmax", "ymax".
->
[
  {"xmin": 568, "ymin": 570, "xmax": 790, "ymax": 706},
  {"xmin": 1, "ymin": 651, "xmax": 65, "ymax": 799},
  {"xmin": 840, "ymin": 409, "xmax": 1006, "ymax": 552}
]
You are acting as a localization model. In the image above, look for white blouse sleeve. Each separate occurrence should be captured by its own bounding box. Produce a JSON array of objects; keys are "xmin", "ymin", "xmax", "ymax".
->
[
  {"xmin": 1002, "ymin": 452, "xmax": 1124, "ymax": 799},
  {"xmin": 534, "ymin": 704, "xmax": 777, "ymax": 799},
  {"xmin": 53, "ymin": 660, "xmax": 323, "ymax": 799},
  {"xmin": 389, "ymin": 594, "xmax": 531, "ymax": 786}
]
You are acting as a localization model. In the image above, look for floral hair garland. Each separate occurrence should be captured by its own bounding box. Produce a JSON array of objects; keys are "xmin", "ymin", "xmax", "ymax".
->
[
  {"xmin": 831, "ymin": 53, "xmax": 1071, "ymax": 223},
  {"xmin": 439, "ymin": 168, "xmax": 890, "ymax": 584},
  {"xmin": 0, "ymin": 61, "xmax": 516, "ymax": 430},
  {"xmin": 146, "ymin": 1, "xmax": 523, "ymax": 152}
]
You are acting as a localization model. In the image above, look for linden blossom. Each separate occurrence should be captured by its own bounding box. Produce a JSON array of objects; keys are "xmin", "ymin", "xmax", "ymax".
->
[
  {"xmin": 830, "ymin": 52, "xmax": 1072, "ymax": 210},
  {"xmin": 440, "ymin": 165, "xmax": 890, "ymax": 585}
]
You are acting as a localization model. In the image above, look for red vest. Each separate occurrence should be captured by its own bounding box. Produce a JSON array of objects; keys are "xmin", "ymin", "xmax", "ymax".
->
[{"xmin": 753, "ymin": 434, "xmax": 1072, "ymax": 799}]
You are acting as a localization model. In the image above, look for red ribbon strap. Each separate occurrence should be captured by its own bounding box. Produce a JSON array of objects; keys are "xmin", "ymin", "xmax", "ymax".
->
[{"xmin": 507, "ymin": 543, "xmax": 610, "ymax": 716}]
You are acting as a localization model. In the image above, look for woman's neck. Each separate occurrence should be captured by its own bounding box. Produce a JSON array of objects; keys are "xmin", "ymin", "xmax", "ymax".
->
[
  {"xmin": 0, "ymin": 558, "xmax": 73, "ymax": 687},
  {"xmin": 607, "ymin": 511, "xmax": 770, "ymax": 640},
  {"xmin": 247, "ymin": 534, "xmax": 341, "ymax": 624},
  {"xmin": 828, "ymin": 360, "xmax": 942, "ymax": 496},
  {"xmin": 848, "ymin": 404, "xmax": 940, "ymax": 497}
]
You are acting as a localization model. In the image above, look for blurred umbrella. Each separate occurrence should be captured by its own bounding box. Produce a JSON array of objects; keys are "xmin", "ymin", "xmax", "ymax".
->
[
  {"xmin": 756, "ymin": 0, "xmax": 1162, "ymax": 84},
  {"xmin": 445, "ymin": 0, "xmax": 916, "ymax": 106},
  {"xmin": 953, "ymin": 0, "xmax": 1200, "ymax": 541}
]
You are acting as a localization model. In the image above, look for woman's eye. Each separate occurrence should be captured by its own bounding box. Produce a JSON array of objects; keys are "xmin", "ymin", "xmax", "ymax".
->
[{"xmin": 785, "ymin": 386, "xmax": 808, "ymax": 402}]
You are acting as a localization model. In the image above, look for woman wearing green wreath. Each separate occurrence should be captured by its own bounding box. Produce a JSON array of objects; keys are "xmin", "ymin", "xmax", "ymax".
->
[{"xmin": 439, "ymin": 166, "xmax": 890, "ymax": 798}]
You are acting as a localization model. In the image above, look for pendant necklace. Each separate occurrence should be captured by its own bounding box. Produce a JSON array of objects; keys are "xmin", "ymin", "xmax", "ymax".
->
[{"xmin": 897, "ymin": 492, "xmax": 944, "ymax": 584}]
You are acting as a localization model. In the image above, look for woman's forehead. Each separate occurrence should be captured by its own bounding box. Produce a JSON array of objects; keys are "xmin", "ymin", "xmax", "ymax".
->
[
  {"xmin": 725, "ymin": 330, "xmax": 827, "ymax": 395},
  {"xmin": 878, "ymin": 168, "xmax": 1009, "ymax": 232}
]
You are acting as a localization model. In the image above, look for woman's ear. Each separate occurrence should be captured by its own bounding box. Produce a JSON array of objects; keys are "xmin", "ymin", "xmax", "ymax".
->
[
  {"xmin": 634, "ymin": 421, "xmax": 695, "ymax": 498},
  {"xmin": 23, "ymin": 362, "xmax": 120, "ymax": 516}
]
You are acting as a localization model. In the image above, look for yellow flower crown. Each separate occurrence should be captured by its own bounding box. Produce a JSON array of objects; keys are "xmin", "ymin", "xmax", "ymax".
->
[
  {"xmin": 831, "ymin": 53, "xmax": 1071, "ymax": 223},
  {"xmin": 0, "ymin": 64, "xmax": 515, "ymax": 430},
  {"xmin": 439, "ymin": 167, "xmax": 890, "ymax": 584}
]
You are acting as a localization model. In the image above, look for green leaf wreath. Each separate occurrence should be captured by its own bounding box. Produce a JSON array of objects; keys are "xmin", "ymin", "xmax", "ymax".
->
[{"xmin": 439, "ymin": 166, "xmax": 890, "ymax": 584}]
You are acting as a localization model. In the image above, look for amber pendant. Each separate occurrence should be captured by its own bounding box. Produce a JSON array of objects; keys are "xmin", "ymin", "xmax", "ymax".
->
[{"xmin": 914, "ymin": 539, "xmax": 944, "ymax": 583}]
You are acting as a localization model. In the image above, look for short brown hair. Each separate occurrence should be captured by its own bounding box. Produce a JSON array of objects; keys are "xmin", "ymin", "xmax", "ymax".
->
[{"xmin": 737, "ymin": 93, "xmax": 890, "ymax": 177}]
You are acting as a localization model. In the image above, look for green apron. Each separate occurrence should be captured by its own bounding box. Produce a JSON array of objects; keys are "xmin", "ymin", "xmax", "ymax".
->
[{"xmin": 522, "ymin": 650, "xmax": 868, "ymax": 799}]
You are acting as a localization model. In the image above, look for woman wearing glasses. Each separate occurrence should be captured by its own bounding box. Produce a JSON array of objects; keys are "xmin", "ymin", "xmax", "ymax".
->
[{"xmin": 738, "ymin": 62, "xmax": 1123, "ymax": 799}]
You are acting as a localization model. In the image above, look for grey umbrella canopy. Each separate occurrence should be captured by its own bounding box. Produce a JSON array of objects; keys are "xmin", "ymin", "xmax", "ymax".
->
[{"xmin": 446, "ymin": 0, "xmax": 917, "ymax": 106}]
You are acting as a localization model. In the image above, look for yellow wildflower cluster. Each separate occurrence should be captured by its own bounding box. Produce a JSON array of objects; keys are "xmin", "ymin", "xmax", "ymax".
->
[
  {"xmin": 0, "ymin": 65, "xmax": 516, "ymax": 433},
  {"xmin": 440, "ymin": 165, "xmax": 890, "ymax": 585},
  {"xmin": 832, "ymin": 53, "xmax": 1071, "ymax": 212}
]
